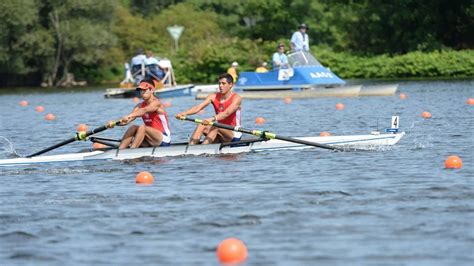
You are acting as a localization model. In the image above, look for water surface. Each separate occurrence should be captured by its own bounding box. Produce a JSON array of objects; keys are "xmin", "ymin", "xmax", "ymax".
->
[{"xmin": 0, "ymin": 80, "xmax": 473, "ymax": 265}]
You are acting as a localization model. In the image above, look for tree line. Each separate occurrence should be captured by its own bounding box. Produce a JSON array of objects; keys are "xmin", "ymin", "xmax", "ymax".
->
[{"xmin": 0, "ymin": 0, "xmax": 472, "ymax": 87}]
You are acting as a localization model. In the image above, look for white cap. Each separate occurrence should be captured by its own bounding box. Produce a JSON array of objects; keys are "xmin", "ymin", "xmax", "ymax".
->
[{"xmin": 231, "ymin": 61, "xmax": 238, "ymax": 67}]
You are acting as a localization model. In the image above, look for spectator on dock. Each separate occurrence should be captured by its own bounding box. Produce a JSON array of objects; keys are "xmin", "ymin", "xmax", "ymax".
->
[
  {"xmin": 130, "ymin": 48, "xmax": 146, "ymax": 84},
  {"xmin": 144, "ymin": 50, "xmax": 165, "ymax": 80}
]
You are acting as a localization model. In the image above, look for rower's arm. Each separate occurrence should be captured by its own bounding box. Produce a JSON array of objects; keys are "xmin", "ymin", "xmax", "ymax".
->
[
  {"xmin": 119, "ymin": 105, "xmax": 140, "ymax": 125},
  {"xmin": 214, "ymin": 94, "xmax": 241, "ymax": 121},
  {"xmin": 129, "ymin": 101, "xmax": 162, "ymax": 118},
  {"xmin": 176, "ymin": 94, "xmax": 214, "ymax": 118}
]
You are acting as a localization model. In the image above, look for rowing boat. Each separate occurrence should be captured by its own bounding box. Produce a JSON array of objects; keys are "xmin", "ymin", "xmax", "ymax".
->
[{"xmin": 0, "ymin": 132, "xmax": 404, "ymax": 166}]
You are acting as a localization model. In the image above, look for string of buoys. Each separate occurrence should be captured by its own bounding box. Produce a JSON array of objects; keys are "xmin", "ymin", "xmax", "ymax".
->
[
  {"xmin": 92, "ymin": 142, "xmax": 107, "ymax": 150},
  {"xmin": 19, "ymin": 100, "xmax": 29, "ymax": 106},
  {"xmin": 216, "ymin": 237, "xmax": 248, "ymax": 264},
  {"xmin": 335, "ymin": 102, "xmax": 345, "ymax": 110},
  {"xmin": 445, "ymin": 155, "xmax": 462, "ymax": 169},
  {"xmin": 320, "ymin": 131, "xmax": 331, "ymax": 137},
  {"xmin": 35, "ymin": 106, "xmax": 45, "ymax": 112},
  {"xmin": 255, "ymin": 117, "xmax": 266, "ymax": 125},
  {"xmin": 44, "ymin": 113, "xmax": 56, "ymax": 121},
  {"xmin": 421, "ymin": 111, "xmax": 432, "ymax": 119},
  {"xmin": 467, "ymin": 98, "xmax": 474, "ymax": 105},
  {"xmin": 135, "ymin": 171, "xmax": 154, "ymax": 184},
  {"xmin": 76, "ymin": 123, "xmax": 88, "ymax": 132},
  {"xmin": 399, "ymin": 93, "xmax": 407, "ymax": 100}
]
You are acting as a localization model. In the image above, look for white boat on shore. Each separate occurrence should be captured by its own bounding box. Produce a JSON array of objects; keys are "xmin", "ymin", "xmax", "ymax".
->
[
  {"xmin": 104, "ymin": 59, "xmax": 194, "ymax": 99},
  {"xmin": 0, "ymin": 132, "xmax": 404, "ymax": 166}
]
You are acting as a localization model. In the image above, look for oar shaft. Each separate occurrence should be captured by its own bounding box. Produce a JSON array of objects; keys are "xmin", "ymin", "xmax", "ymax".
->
[
  {"xmin": 27, "ymin": 121, "xmax": 118, "ymax": 158},
  {"xmin": 27, "ymin": 137, "xmax": 78, "ymax": 158},
  {"xmin": 181, "ymin": 117, "xmax": 342, "ymax": 151},
  {"xmin": 271, "ymin": 134, "xmax": 341, "ymax": 151}
]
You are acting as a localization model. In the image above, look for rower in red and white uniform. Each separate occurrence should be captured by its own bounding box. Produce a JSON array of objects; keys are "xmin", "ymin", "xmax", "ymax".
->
[
  {"xmin": 118, "ymin": 78, "xmax": 171, "ymax": 149},
  {"xmin": 175, "ymin": 73, "xmax": 242, "ymax": 145}
]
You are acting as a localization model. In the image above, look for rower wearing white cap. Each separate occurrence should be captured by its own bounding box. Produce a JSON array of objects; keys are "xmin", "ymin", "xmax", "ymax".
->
[{"xmin": 290, "ymin": 23, "xmax": 310, "ymax": 52}]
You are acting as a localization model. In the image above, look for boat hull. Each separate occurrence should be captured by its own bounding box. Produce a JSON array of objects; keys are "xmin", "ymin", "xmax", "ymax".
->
[
  {"xmin": 235, "ymin": 66, "xmax": 346, "ymax": 91},
  {"xmin": 0, "ymin": 132, "xmax": 404, "ymax": 166}
]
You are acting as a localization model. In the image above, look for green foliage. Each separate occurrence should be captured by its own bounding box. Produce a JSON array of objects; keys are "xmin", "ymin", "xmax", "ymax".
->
[
  {"xmin": 0, "ymin": 0, "xmax": 42, "ymax": 74},
  {"xmin": 314, "ymin": 46, "xmax": 474, "ymax": 79},
  {"xmin": 0, "ymin": 0, "xmax": 472, "ymax": 86}
]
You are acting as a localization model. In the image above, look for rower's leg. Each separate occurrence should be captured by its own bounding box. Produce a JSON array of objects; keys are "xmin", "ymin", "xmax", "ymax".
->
[
  {"xmin": 142, "ymin": 127, "xmax": 164, "ymax": 147},
  {"xmin": 215, "ymin": 128, "xmax": 235, "ymax": 143},
  {"xmin": 202, "ymin": 127, "xmax": 219, "ymax": 144},
  {"xmin": 189, "ymin": 124, "xmax": 209, "ymax": 145},
  {"xmin": 119, "ymin": 125, "xmax": 138, "ymax": 149},
  {"xmin": 129, "ymin": 125, "xmax": 147, "ymax": 148}
]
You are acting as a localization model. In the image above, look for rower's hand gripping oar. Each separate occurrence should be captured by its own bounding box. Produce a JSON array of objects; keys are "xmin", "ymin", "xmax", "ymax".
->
[
  {"xmin": 177, "ymin": 116, "xmax": 343, "ymax": 151},
  {"xmin": 27, "ymin": 120, "xmax": 120, "ymax": 158}
]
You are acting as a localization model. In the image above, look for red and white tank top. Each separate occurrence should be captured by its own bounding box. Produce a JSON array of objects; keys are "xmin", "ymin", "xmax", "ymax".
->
[
  {"xmin": 140, "ymin": 101, "xmax": 171, "ymax": 142},
  {"xmin": 212, "ymin": 92, "xmax": 242, "ymax": 138}
]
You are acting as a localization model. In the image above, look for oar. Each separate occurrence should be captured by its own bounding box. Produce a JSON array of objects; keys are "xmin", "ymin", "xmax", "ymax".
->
[
  {"xmin": 178, "ymin": 116, "xmax": 343, "ymax": 151},
  {"xmin": 27, "ymin": 121, "xmax": 120, "ymax": 157}
]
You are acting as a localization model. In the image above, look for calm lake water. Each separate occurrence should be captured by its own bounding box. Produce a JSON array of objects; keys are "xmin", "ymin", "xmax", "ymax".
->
[{"xmin": 0, "ymin": 80, "xmax": 473, "ymax": 265}]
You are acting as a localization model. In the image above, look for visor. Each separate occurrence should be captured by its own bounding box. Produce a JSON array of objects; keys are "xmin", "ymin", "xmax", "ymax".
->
[{"xmin": 136, "ymin": 82, "xmax": 155, "ymax": 91}]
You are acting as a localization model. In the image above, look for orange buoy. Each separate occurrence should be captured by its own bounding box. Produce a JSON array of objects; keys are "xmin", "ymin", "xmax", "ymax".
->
[
  {"xmin": 136, "ymin": 171, "xmax": 154, "ymax": 184},
  {"xmin": 35, "ymin": 106, "xmax": 45, "ymax": 112},
  {"xmin": 399, "ymin": 93, "xmax": 407, "ymax": 100},
  {"xmin": 255, "ymin": 117, "xmax": 266, "ymax": 125},
  {"xmin": 421, "ymin": 111, "xmax": 432, "ymax": 119},
  {"xmin": 163, "ymin": 101, "xmax": 172, "ymax": 108},
  {"xmin": 92, "ymin": 142, "xmax": 107, "ymax": 150},
  {"xmin": 283, "ymin": 97, "xmax": 292, "ymax": 104},
  {"xmin": 320, "ymin": 131, "xmax": 331, "ymax": 137},
  {"xmin": 216, "ymin": 238, "xmax": 248, "ymax": 264},
  {"xmin": 445, "ymin": 155, "xmax": 462, "ymax": 169},
  {"xmin": 467, "ymin": 98, "xmax": 474, "ymax": 105},
  {"xmin": 335, "ymin": 103, "xmax": 345, "ymax": 110},
  {"xmin": 19, "ymin": 100, "xmax": 29, "ymax": 107},
  {"xmin": 77, "ymin": 123, "xmax": 88, "ymax": 132},
  {"xmin": 45, "ymin": 113, "xmax": 56, "ymax": 121},
  {"xmin": 132, "ymin": 97, "xmax": 140, "ymax": 103}
]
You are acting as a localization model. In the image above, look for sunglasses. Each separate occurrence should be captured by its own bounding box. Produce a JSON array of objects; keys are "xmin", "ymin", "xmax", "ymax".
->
[{"xmin": 136, "ymin": 88, "xmax": 153, "ymax": 94}]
